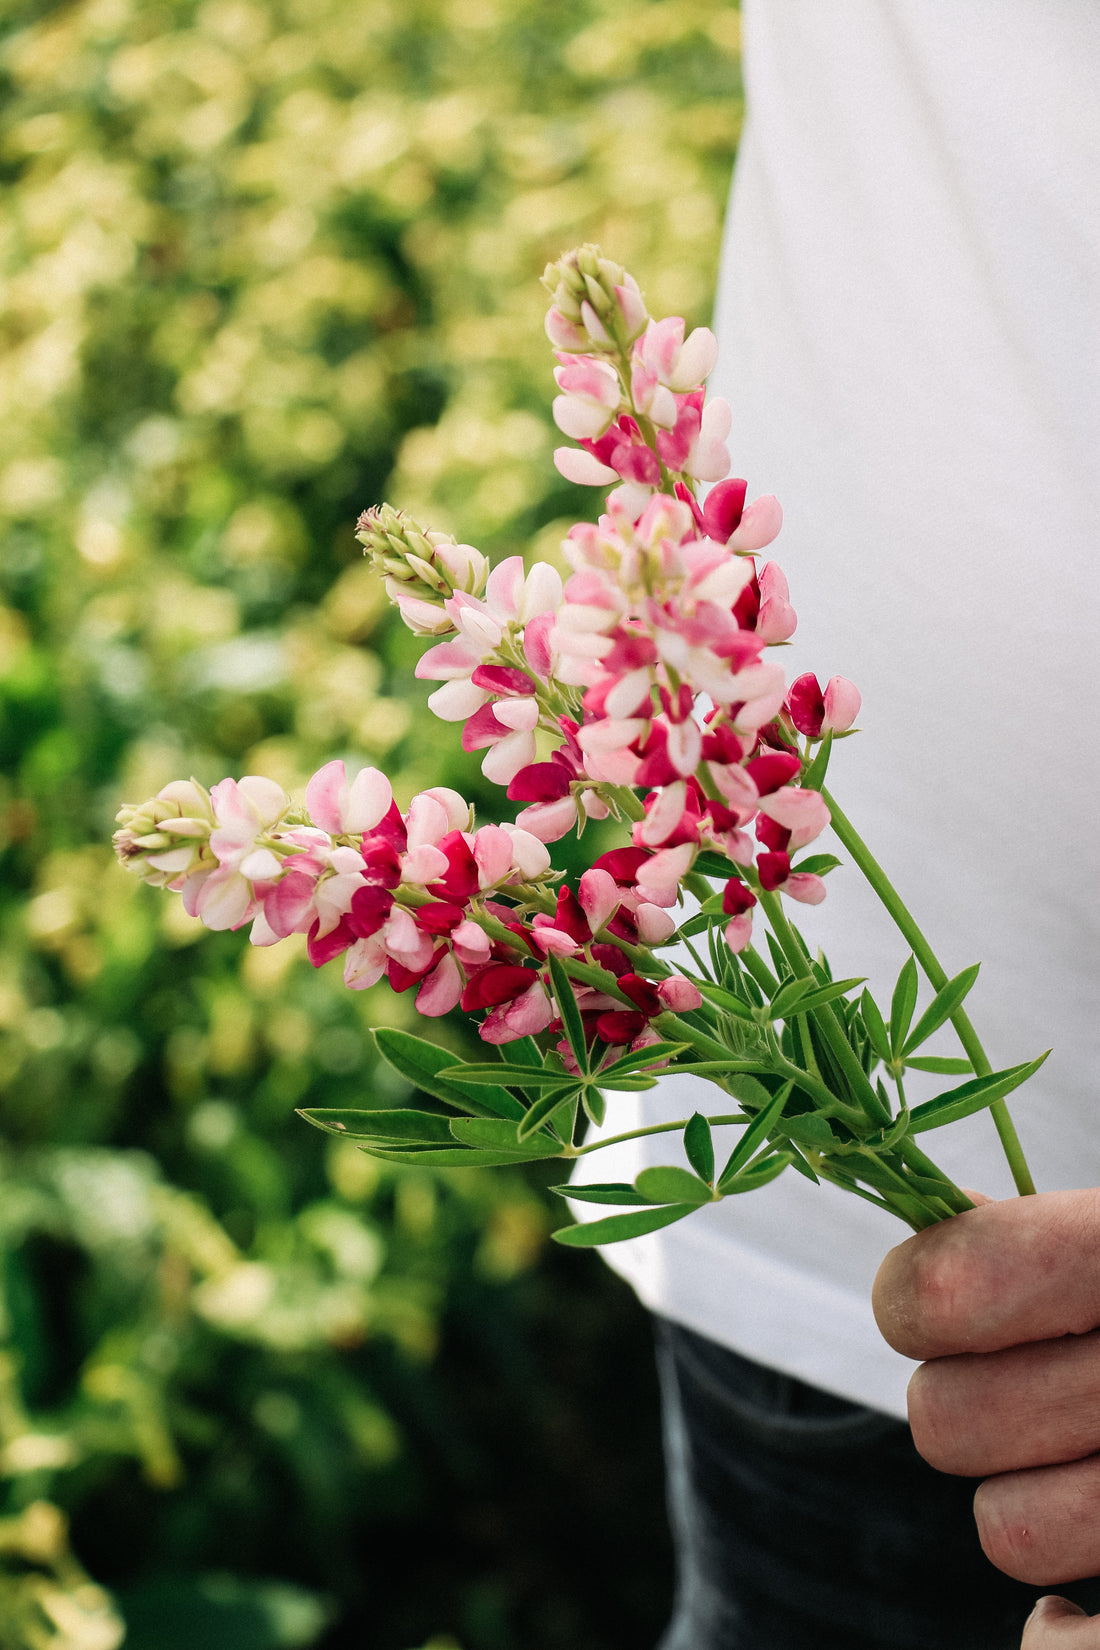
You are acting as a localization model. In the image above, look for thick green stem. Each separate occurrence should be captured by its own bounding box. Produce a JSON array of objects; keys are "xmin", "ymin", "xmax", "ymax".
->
[{"xmin": 822, "ymin": 788, "xmax": 1036, "ymax": 1196}]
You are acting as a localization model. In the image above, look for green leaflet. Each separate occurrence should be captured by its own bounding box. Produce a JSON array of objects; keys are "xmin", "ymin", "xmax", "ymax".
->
[
  {"xmin": 683, "ymin": 1113, "xmax": 714, "ymax": 1184},
  {"xmin": 633, "ymin": 1165, "xmax": 712, "ymax": 1205},
  {"xmin": 296, "ymin": 1108, "xmax": 454, "ymax": 1144},
  {"xmin": 547, "ymin": 1182, "xmax": 654, "ymax": 1206},
  {"xmin": 446, "ymin": 1064, "xmax": 579, "ymax": 1088},
  {"xmin": 903, "ymin": 1055, "xmax": 974, "ymax": 1075},
  {"xmin": 901, "ymin": 963, "xmax": 981, "ymax": 1055},
  {"xmin": 908, "ymin": 1053, "xmax": 1049, "ymax": 1134},
  {"xmin": 551, "ymin": 1203, "xmax": 697, "ymax": 1247},
  {"xmin": 715, "ymin": 1082, "xmax": 792, "ymax": 1191},
  {"xmin": 859, "ymin": 990, "xmax": 892, "ymax": 1063},
  {"xmin": 889, "ymin": 957, "xmax": 919, "ymax": 1053},
  {"xmin": 373, "ymin": 1028, "xmax": 523, "ymax": 1121},
  {"xmin": 548, "ymin": 952, "xmax": 589, "ymax": 1072},
  {"xmin": 451, "ymin": 1117, "xmax": 566, "ymax": 1156},
  {"xmin": 718, "ymin": 1151, "xmax": 793, "ymax": 1194},
  {"xmin": 769, "ymin": 975, "xmax": 864, "ymax": 1021}
]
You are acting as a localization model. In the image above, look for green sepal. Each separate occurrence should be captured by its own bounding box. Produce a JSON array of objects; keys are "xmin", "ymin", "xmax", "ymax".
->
[
  {"xmin": 901, "ymin": 963, "xmax": 981, "ymax": 1055},
  {"xmin": 889, "ymin": 957, "xmax": 919, "ymax": 1054},
  {"xmin": 297, "ymin": 1107, "xmax": 455, "ymax": 1143},
  {"xmin": 551, "ymin": 1203, "xmax": 697, "ymax": 1247},
  {"xmin": 683, "ymin": 1112, "xmax": 715, "ymax": 1184},
  {"xmin": 373, "ymin": 1027, "xmax": 523, "ymax": 1120},
  {"xmin": 908, "ymin": 1052, "xmax": 1049, "ymax": 1134},
  {"xmin": 633, "ymin": 1165, "xmax": 712, "ymax": 1205},
  {"xmin": 715, "ymin": 1082, "xmax": 792, "ymax": 1191},
  {"xmin": 548, "ymin": 1182, "xmax": 654, "ymax": 1206}
]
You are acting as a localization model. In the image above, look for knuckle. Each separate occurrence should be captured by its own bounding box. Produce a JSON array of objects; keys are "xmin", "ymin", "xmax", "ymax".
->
[{"xmin": 906, "ymin": 1361, "xmax": 974, "ymax": 1473}]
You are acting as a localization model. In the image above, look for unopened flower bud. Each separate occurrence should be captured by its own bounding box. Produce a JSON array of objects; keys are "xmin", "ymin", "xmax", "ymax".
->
[
  {"xmin": 356, "ymin": 504, "xmax": 489, "ymax": 635},
  {"xmin": 542, "ymin": 246, "xmax": 649, "ymax": 353},
  {"xmin": 113, "ymin": 780, "xmax": 215, "ymax": 886}
]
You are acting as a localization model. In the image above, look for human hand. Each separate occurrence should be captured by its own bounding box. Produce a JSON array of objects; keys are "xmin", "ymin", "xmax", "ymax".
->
[
  {"xmin": 873, "ymin": 1189, "xmax": 1100, "ymax": 1585},
  {"xmin": 1022, "ymin": 1596, "xmax": 1100, "ymax": 1646}
]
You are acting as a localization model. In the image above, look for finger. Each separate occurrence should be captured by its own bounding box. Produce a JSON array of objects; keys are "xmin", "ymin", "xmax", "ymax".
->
[
  {"xmin": 873, "ymin": 1189, "xmax": 1100, "ymax": 1359},
  {"xmin": 908, "ymin": 1330, "xmax": 1100, "ymax": 1476},
  {"xmin": 975, "ymin": 1456, "xmax": 1100, "ymax": 1584},
  {"xmin": 1021, "ymin": 1595, "xmax": 1100, "ymax": 1648}
]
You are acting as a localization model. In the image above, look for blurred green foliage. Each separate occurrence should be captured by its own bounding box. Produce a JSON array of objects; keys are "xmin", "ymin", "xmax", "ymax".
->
[{"xmin": 0, "ymin": 0, "xmax": 741, "ymax": 1643}]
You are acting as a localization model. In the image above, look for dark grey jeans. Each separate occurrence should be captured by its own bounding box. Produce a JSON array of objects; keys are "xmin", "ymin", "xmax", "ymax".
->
[{"xmin": 655, "ymin": 1319, "xmax": 1100, "ymax": 1650}]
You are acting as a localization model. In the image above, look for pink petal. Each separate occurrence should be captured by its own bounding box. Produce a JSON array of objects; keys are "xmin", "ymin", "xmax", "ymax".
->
[
  {"xmin": 481, "ymin": 728, "xmax": 537, "ymax": 785},
  {"xmin": 416, "ymin": 951, "xmax": 464, "ymax": 1016},
  {"xmin": 344, "ymin": 767, "xmax": 394, "ymax": 834},
  {"xmin": 473, "ymin": 824, "xmax": 514, "ymax": 889},
  {"xmin": 638, "ymin": 781, "xmax": 688, "ymax": 846},
  {"xmin": 514, "ymin": 796, "xmax": 578, "ymax": 842},
  {"xmin": 728, "ymin": 495, "xmax": 783, "ymax": 552},
  {"xmin": 657, "ymin": 977, "xmax": 703, "ymax": 1011},
  {"xmin": 635, "ymin": 904, "xmax": 677, "ymax": 943},
  {"xmin": 823, "ymin": 676, "xmax": 861, "ymax": 732},
  {"xmin": 554, "ymin": 447, "xmax": 619, "ymax": 486},
  {"xmin": 783, "ymin": 873, "xmax": 827, "ymax": 906},
  {"xmin": 578, "ymin": 868, "xmax": 620, "ymax": 935}
]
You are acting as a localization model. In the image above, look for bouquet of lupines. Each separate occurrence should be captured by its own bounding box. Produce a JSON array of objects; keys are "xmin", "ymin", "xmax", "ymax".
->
[{"xmin": 115, "ymin": 247, "xmax": 1043, "ymax": 1245}]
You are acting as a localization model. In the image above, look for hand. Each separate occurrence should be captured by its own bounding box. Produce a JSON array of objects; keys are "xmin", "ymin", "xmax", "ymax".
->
[
  {"xmin": 873, "ymin": 1189, "xmax": 1100, "ymax": 1585},
  {"xmin": 1023, "ymin": 1596, "xmax": 1100, "ymax": 1646}
]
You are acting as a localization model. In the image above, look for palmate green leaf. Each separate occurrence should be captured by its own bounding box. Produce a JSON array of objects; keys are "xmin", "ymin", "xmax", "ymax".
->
[
  {"xmin": 451, "ymin": 1117, "xmax": 565, "ymax": 1156},
  {"xmin": 903, "ymin": 1055, "xmax": 974, "ymax": 1075},
  {"xmin": 683, "ymin": 1112, "xmax": 715, "ymax": 1184},
  {"xmin": 859, "ymin": 990, "xmax": 892, "ymax": 1064},
  {"xmin": 552, "ymin": 1203, "xmax": 697, "ymax": 1247},
  {"xmin": 901, "ymin": 963, "xmax": 981, "ymax": 1055},
  {"xmin": 373, "ymin": 1028, "xmax": 523, "ymax": 1121},
  {"xmin": 548, "ymin": 1182, "xmax": 655, "ymax": 1206},
  {"xmin": 889, "ymin": 957, "xmax": 919, "ymax": 1053},
  {"xmin": 715, "ymin": 1082, "xmax": 793, "ymax": 1191},
  {"xmin": 634, "ymin": 1165, "xmax": 711, "ymax": 1205},
  {"xmin": 908, "ymin": 1052, "xmax": 1049, "ymax": 1134},
  {"xmin": 296, "ymin": 1108, "xmax": 455, "ymax": 1144},
  {"xmin": 548, "ymin": 952, "xmax": 589, "ymax": 1073}
]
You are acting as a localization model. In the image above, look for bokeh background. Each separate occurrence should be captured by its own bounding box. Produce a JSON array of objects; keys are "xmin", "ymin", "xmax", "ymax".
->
[{"xmin": 0, "ymin": 2, "xmax": 742, "ymax": 1645}]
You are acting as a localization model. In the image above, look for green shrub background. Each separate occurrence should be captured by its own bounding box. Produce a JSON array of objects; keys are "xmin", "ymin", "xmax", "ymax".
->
[{"xmin": 0, "ymin": 2, "xmax": 741, "ymax": 1644}]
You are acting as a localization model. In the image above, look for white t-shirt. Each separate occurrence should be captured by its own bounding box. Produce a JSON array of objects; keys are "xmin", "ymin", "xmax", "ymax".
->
[{"xmin": 571, "ymin": 0, "xmax": 1100, "ymax": 1418}]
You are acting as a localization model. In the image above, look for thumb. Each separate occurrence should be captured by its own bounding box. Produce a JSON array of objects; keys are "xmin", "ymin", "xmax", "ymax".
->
[{"xmin": 1022, "ymin": 1596, "xmax": 1100, "ymax": 1648}]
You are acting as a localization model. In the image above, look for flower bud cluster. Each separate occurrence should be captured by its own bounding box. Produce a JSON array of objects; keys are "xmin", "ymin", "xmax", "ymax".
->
[{"xmin": 355, "ymin": 504, "xmax": 489, "ymax": 636}]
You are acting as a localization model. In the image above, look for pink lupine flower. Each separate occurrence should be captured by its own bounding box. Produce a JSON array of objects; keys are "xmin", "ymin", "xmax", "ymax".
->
[
  {"xmin": 757, "ymin": 850, "xmax": 827, "ymax": 906},
  {"xmin": 553, "ymin": 355, "xmax": 622, "ymax": 441},
  {"xmin": 305, "ymin": 761, "xmax": 393, "ymax": 837},
  {"xmin": 722, "ymin": 877, "xmax": 757, "ymax": 952},
  {"xmin": 192, "ymin": 776, "xmax": 290, "ymax": 931},
  {"xmin": 630, "ymin": 359, "xmax": 679, "ymax": 429},
  {"xmin": 755, "ymin": 563, "xmax": 797, "ymax": 642},
  {"xmin": 656, "ymin": 976, "xmax": 704, "ymax": 1013},
  {"xmin": 415, "ymin": 950, "xmax": 465, "ymax": 1016},
  {"xmin": 786, "ymin": 673, "xmax": 862, "ymax": 738},
  {"xmin": 634, "ymin": 318, "xmax": 719, "ymax": 394}
]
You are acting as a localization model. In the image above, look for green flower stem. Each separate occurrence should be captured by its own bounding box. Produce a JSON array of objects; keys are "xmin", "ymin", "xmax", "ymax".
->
[
  {"xmin": 759, "ymin": 891, "xmax": 892, "ymax": 1127},
  {"xmin": 571, "ymin": 1114, "xmax": 745, "ymax": 1158},
  {"xmin": 821, "ymin": 788, "xmax": 1036, "ymax": 1197}
]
